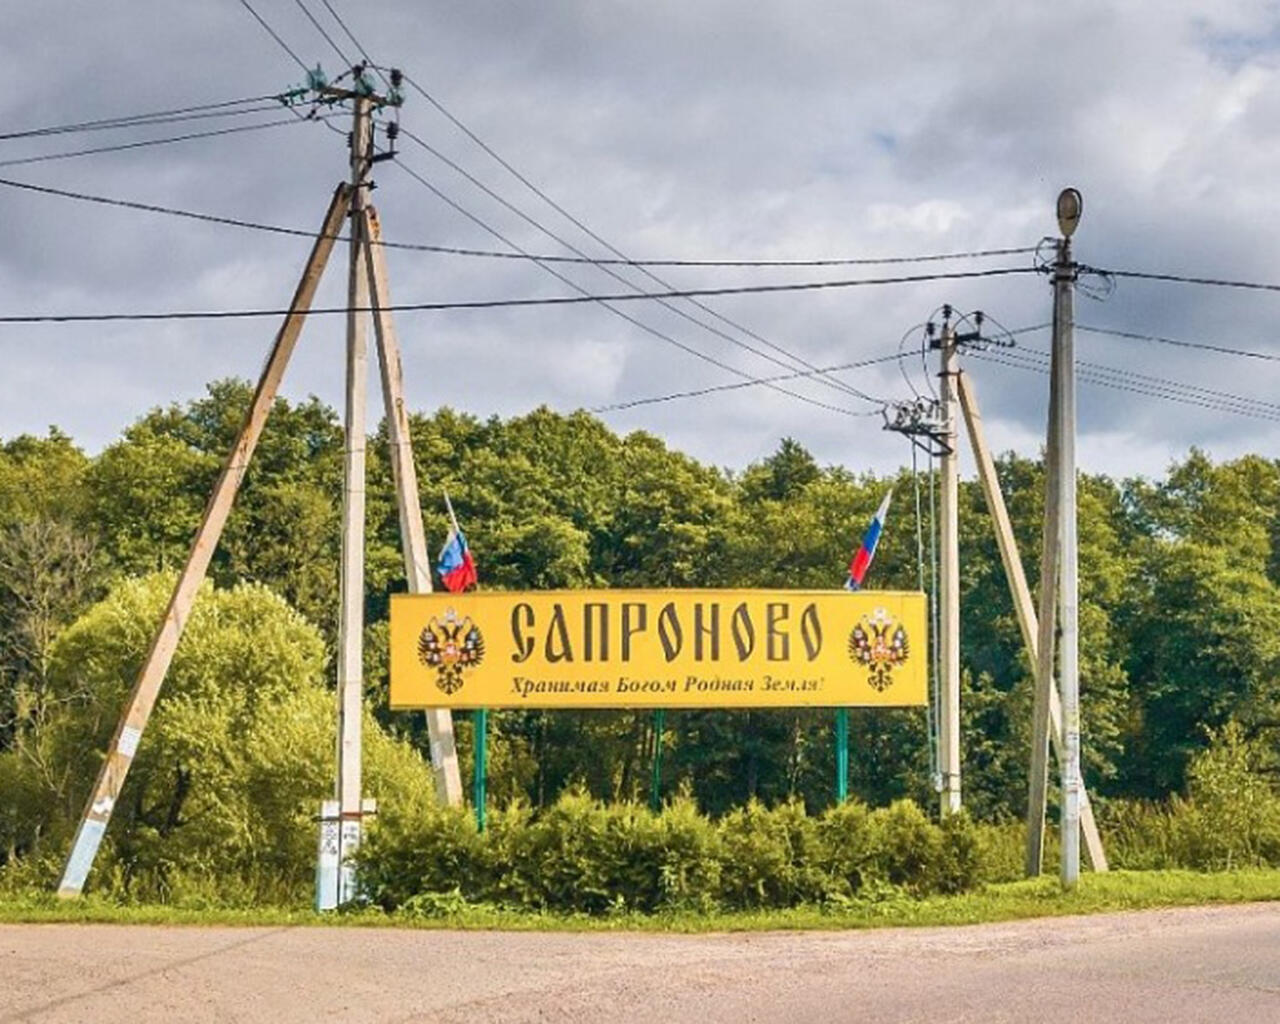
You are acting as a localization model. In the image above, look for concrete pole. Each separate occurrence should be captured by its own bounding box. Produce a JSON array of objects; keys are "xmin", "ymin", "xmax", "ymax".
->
[
  {"xmin": 361, "ymin": 205, "xmax": 464, "ymax": 806},
  {"xmin": 1027, "ymin": 331, "xmax": 1061, "ymax": 876},
  {"xmin": 956, "ymin": 371, "xmax": 1107, "ymax": 873},
  {"xmin": 56, "ymin": 185, "xmax": 352, "ymax": 898},
  {"xmin": 938, "ymin": 321, "xmax": 962, "ymax": 815},
  {"xmin": 335, "ymin": 95, "xmax": 373, "ymax": 903},
  {"xmin": 1054, "ymin": 189, "xmax": 1083, "ymax": 889}
]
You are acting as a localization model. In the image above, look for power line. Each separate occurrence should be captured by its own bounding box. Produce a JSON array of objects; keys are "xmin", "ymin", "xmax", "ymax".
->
[
  {"xmin": 1090, "ymin": 265, "xmax": 1280, "ymax": 295},
  {"xmin": 487, "ymin": 247, "xmax": 1039, "ymax": 269},
  {"xmin": 0, "ymin": 117, "xmax": 307, "ymax": 169},
  {"xmin": 237, "ymin": 0, "xmax": 311, "ymax": 72},
  {"xmin": 970, "ymin": 349, "xmax": 1280, "ymax": 422},
  {"xmin": 292, "ymin": 0, "xmax": 353, "ymax": 68},
  {"xmin": 0, "ymin": 174, "xmax": 1043, "ymax": 269},
  {"xmin": 0, "ymin": 266, "xmax": 1034, "ymax": 323},
  {"xmin": 1009, "ymin": 344, "xmax": 1280, "ymax": 415},
  {"xmin": 398, "ymin": 128, "xmax": 887, "ymax": 405},
  {"xmin": 591, "ymin": 352, "xmax": 903, "ymax": 413},
  {"xmin": 398, "ymin": 93, "xmax": 889, "ymax": 406},
  {"xmin": 402, "ymin": 71, "xmax": 907, "ymax": 404},
  {"xmin": 391, "ymin": 161, "xmax": 882, "ymax": 418},
  {"xmin": 0, "ymin": 95, "xmax": 288, "ymax": 141},
  {"xmin": 1077, "ymin": 324, "xmax": 1280, "ymax": 364},
  {"xmin": 315, "ymin": 0, "xmax": 390, "ymax": 88}
]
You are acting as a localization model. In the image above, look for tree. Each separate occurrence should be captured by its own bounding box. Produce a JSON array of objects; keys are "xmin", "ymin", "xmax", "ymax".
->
[{"xmin": 9, "ymin": 575, "xmax": 435, "ymax": 900}]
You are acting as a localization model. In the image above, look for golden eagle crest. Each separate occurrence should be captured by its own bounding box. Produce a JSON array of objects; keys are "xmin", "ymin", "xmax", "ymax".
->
[
  {"xmin": 848, "ymin": 607, "xmax": 909, "ymax": 692},
  {"xmin": 418, "ymin": 608, "xmax": 485, "ymax": 695}
]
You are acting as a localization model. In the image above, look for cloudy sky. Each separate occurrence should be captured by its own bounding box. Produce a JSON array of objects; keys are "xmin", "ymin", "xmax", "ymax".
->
[{"xmin": 2, "ymin": 1, "xmax": 1278, "ymax": 480}]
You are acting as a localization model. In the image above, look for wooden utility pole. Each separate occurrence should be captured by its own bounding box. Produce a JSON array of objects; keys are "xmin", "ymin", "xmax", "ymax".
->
[
  {"xmin": 937, "ymin": 317, "xmax": 962, "ymax": 815},
  {"xmin": 1026, "ymin": 330, "xmax": 1060, "ymax": 875},
  {"xmin": 56, "ymin": 70, "xmax": 464, "ymax": 901},
  {"xmin": 363, "ymin": 205, "xmax": 462, "ymax": 806},
  {"xmin": 1054, "ymin": 189, "xmax": 1084, "ymax": 889},
  {"xmin": 956, "ymin": 371, "xmax": 1107, "ymax": 872},
  {"xmin": 56, "ymin": 185, "xmax": 353, "ymax": 898}
]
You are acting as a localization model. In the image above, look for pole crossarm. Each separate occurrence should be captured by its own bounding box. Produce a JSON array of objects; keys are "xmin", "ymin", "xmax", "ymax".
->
[{"xmin": 56, "ymin": 184, "xmax": 354, "ymax": 898}]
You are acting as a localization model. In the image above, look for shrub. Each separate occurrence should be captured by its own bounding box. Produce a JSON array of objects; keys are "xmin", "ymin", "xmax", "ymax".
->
[
  {"xmin": 356, "ymin": 800, "xmax": 483, "ymax": 909},
  {"xmin": 717, "ymin": 799, "xmax": 823, "ymax": 909},
  {"xmin": 871, "ymin": 800, "xmax": 943, "ymax": 895},
  {"xmin": 814, "ymin": 799, "xmax": 879, "ymax": 896}
]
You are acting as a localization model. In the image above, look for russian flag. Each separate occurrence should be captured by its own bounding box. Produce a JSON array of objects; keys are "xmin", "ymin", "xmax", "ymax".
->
[
  {"xmin": 846, "ymin": 489, "xmax": 892, "ymax": 591},
  {"xmin": 437, "ymin": 493, "xmax": 478, "ymax": 594}
]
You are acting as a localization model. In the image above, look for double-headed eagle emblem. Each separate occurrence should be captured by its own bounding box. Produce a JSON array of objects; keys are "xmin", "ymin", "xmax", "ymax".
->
[
  {"xmin": 418, "ymin": 608, "xmax": 485, "ymax": 694},
  {"xmin": 848, "ymin": 607, "xmax": 909, "ymax": 692}
]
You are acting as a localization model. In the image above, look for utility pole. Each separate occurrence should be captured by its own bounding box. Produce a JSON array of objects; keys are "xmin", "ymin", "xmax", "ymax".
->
[
  {"xmin": 936, "ymin": 311, "xmax": 962, "ymax": 815},
  {"xmin": 957, "ymin": 370, "xmax": 1107, "ymax": 873},
  {"xmin": 334, "ymin": 92, "xmax": 373, "ymax": 904},
  {"xmin": 56, "ymin": 186, "xmax": 352, "ymax": 899},
  {"xmin": 1054, "ymin": 188, "xmax": 1083, "ymax": 889},
  {"xmin": 56, "ymin": 65, "xmax": 464, "ymax": 902}
]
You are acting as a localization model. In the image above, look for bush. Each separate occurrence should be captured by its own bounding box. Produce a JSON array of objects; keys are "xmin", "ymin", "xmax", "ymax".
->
[
  {"xmin": 717, "ymin": 799, "xmax": 826, "ymax": 909},
  {"xmin": 814, "ymin": 799, "xmax": 879, "ymax": 896},
  {"xmin": 358, "ymin": 791, "xmax": 989, "ymax": 915},
  {"xmin": 1102, "ymin": 724, "xmax": 1280, "ymax": 872}
]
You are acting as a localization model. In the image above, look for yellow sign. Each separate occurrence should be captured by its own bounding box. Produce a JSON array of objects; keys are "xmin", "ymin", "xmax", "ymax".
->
[{"xmin": 390, "ymin": 590, "xmax": 926, "ymax": 709}]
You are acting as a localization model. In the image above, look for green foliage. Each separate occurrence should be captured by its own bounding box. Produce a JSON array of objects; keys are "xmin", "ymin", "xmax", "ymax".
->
[
  {"xmin": 1, "ymin": 574, "xmax": 435, "ymax": 904},
  {"xmin": 4, "ymin": 385, "xmax": 1280, "ymax": 909},
  {"xmin": 358, "ymin": 791, "xmax": 990, "ymax": 915},
  {"xmin": 1104, "ymin": 723, "xmax": 1280, "ymax": 871}
]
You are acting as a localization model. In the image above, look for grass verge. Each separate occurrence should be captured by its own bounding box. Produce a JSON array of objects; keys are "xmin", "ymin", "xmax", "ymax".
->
[{"xmin": 1, "ymin": 869, "xmax": 1277, "ymax": 933}]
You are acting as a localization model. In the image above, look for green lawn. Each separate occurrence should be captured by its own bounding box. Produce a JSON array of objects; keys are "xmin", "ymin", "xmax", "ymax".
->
[{"xmin": 2, "ymin": 869, "xmax": 1278, "ymax": 932}]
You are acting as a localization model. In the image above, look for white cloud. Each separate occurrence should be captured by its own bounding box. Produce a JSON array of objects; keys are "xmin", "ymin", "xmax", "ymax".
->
[{"xmin": 0, "ymin": 0, "xmax": 1276, "ymax": 481}]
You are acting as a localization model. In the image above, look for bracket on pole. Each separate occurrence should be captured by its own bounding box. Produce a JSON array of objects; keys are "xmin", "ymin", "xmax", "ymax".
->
[{"xmin": 882, "ymin": 398, "xmax": 950, "ymax": 457}]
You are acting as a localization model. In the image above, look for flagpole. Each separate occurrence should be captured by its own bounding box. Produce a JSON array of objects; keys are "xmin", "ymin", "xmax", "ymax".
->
[
  {"xmin": 443, "ymin": 488, "xmax": 487, "ymax": 832},
  {"xmin": 443, "ymin": 488, "xmax": 462, "ymax": 537},
  {"xmin": 837, "ymin": 488, "xmax": 892, "ymax": 805}
]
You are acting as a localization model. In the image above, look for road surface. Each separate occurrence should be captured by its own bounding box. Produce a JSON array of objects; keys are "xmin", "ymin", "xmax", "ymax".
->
[{"xmin": 2, "ymin": 902, "xmax": 1278, "ymax": 1022}]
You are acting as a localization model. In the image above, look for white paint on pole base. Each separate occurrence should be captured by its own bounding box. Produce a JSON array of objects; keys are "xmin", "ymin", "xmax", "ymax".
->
[
  {"xmin": 60, "ymin": 819, "xmax": 107, "ymax": 895},
  {"xmin": 315, "ymin": 800, "xmax": 340, "ymax": 912},
  {"xmin": 338, "ymin": 818, "xmax": 362, "ymax": 905}
]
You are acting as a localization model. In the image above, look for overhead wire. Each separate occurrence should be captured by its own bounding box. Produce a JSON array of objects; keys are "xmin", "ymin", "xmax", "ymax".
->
[
  {"xmin": 591, "ymin": 352, "xmax": 903, "ymax": 413},
  {"xmin": 397, "ymin": 127, "xmax": 887, "ymax": 406},
  {"xmin": 237, "ymin": 0, "xmax": 311, "ymax": 72},
  {"xmin": 969, "ymin": 348, "xmax": 1280, "ymax": 422},
  {"xmin": 1076, "ymin": 324, "xmax": 1280, "ymax": 364},
  {"xmin": 314, "ymin": 0, "xmax": 392, "ymax": 89},
  {"xmin": 0, "ymin": 117, "xmax": 308, "ymax": 169},
  {"xmin": 0, "ymin": 174, "xmax": 1045, "ymax": 269},
  {"xmin": 0, "ymin": 266, "xmax": 1037, "ymax": 323},
  {"xmin": 1009, "ymin": 344, "xmax": 1280, "ymax": 416},
  {"xmin": 391, "ymin": 159, "xmax": 884, "ymax": 419},
  {"xmin": 400, "ymin": 72, "xmax": 902, "ymax": 403},
  {"xmin": 291, "ymin": 0, "xmax": 353, "ymax": 69},
  {"xmin": 398, "ymin": 109, "xmax": 892, "ymax": 408},
  {"xmin": 1088, "ymin": 265, "xmax": 1280, "ymax": 295},
  {"xmin": 0, "ymin": 95, "xmax": 291, "ymax": 141}
]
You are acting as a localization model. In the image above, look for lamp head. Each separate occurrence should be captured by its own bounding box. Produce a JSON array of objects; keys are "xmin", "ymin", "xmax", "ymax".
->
[{"xmin": 1056, "ymin": 187, "xmax": 1083, "ymax": 238}]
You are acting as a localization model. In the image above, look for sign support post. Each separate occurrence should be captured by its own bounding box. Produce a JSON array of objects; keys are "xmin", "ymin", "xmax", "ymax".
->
[
  {"xmin": 650, "ymin": 709, "xmax": 666, "ymax": 811},
  {"xmin": 835, "ymin": 707, "xmax": 850, "ymax": 803},
  {"xmin": 473, "ymin": 709, "xmax": 488, "ymax": 831}
]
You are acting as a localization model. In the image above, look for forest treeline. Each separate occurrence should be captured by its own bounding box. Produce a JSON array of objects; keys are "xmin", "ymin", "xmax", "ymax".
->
[{"xmin": 2, "ymin": 379, "xmax": 1279, "ymax": 878}]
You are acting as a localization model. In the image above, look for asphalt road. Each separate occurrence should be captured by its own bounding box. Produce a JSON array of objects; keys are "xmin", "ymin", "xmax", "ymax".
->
[{"xmin": 3, "ymin": 903, "xmax": 1278, "ymax": 1023}]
